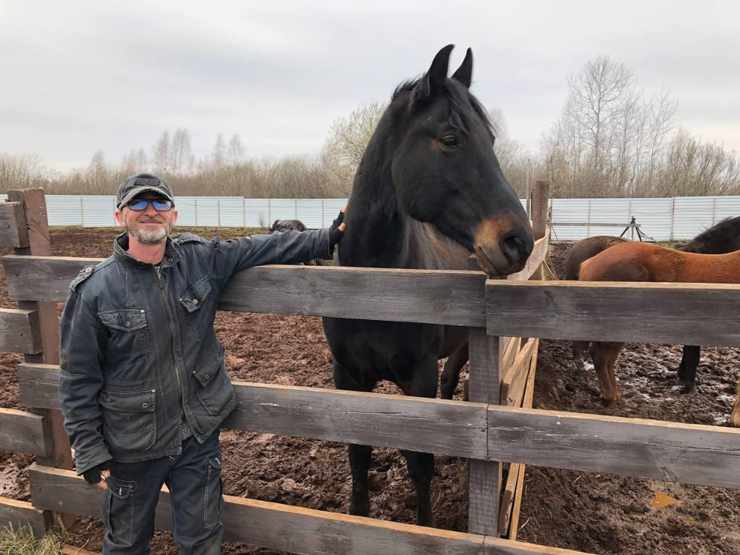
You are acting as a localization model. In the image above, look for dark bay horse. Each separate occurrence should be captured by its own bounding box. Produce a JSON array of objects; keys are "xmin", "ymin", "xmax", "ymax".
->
[
  {"xmin": 566, "ymin": 216, "xmax": 740, "ymax": 390},
  {"xmin": 270, "ymin": 219, "xmax": 307, "ymax": 232},
  {"xmin": 322, "ymin": 45, "xmax": 533, "ymax": 525},
  {"xmin": 579, "ymin": 241, "xmax": 740, "ymax": 425}
]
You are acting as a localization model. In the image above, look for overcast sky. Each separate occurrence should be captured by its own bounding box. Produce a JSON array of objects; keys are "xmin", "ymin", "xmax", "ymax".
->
[{"xmin": 1, "ymin": 0, "xmax": 738, "ymax": 171}]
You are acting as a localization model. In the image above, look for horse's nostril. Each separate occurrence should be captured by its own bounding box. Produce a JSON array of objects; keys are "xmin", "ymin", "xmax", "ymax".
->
[{"xmin": 501, "ymin": 232, "xmax": 533, "ymax": 264}]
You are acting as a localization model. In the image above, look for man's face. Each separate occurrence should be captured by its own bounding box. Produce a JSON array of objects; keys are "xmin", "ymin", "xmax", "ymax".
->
[{"xmin": 114, "ymin": 193, "xmax": 178, "ymax": 245}]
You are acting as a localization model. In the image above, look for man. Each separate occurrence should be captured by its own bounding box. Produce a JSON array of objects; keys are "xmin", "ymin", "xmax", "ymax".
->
[{"xmin": 59, "ymin": 173, "xmax": 344, "ymax": 554}]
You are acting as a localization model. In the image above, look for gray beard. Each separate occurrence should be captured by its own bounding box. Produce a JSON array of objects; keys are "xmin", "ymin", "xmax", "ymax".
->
[{"xmin": 129, "ymin": 226, "xmax": 169, "ymax": 245}]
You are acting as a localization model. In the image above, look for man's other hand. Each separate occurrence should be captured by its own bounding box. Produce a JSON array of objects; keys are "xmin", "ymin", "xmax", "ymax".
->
[{"xmin": 83, "ymin": 461, "xmax": 111, "ymax": 488}]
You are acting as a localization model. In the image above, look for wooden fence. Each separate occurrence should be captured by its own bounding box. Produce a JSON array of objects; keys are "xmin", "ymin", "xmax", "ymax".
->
[{"xmin": 0, "ymin": 184, "xmax": 739, "ymax": 555}]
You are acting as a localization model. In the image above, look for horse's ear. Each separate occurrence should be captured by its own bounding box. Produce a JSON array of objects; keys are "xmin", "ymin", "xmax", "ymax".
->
[
  {"xmin": 451, "ymin": 48, "xmax": 473, "ymax": 88},
  {"xmin": 415, "ymin": 44, "xmax": 454, "ymax": 101}
]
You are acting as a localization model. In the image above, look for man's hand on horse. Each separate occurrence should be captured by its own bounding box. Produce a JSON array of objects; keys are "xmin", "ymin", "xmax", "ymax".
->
[{"xmin": 328, "ymin": 208, "xmax": 346, "ymax": 256}]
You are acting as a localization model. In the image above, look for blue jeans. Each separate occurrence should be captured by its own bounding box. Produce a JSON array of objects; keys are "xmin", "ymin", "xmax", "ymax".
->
[{"xmin": 102, "ymin": 432, "xmax": 223, "ymax": 555}]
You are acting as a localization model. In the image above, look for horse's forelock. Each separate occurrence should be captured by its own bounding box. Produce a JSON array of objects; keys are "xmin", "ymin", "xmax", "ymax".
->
[{"xmin": 390, "ymin": 78, "xmax": 495, "ymax": 141}]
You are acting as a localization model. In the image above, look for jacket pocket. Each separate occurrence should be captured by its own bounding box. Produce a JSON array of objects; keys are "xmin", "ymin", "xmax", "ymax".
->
[
  {"xmin": 98, "ymin": 309, "xmax": 148, "ymax": 332},
  {"xmin": 98, "ymin": 309, "xmax": 150, "ymax": 354},
  {"xmin": 100, "ymin": 388, "xmax": 157, "ymax": 452},
  {"xmin": 193, "ymin": 366, "xmax": 235, "ymax": 417},
  {"xmin": 179, "ymin": 276, "xmax": 212, "ymax": 313}
]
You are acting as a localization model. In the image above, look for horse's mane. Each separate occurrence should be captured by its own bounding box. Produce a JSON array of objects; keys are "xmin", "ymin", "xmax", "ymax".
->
[
  {"xmin": 391, "ymin": 78, "xmax": 496, "ymax": 142},
  {"xmin": 688, "ymin": 216, "xmax": 740, "ymax": 246}
]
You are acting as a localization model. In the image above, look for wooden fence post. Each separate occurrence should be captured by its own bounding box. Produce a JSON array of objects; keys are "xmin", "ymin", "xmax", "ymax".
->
[
  {"xmin": 530, "ymin": 180, "xmax": 550, "ymax": 280},
  {"xmin": 7, "ymin": 189, "xmax": 74, "ymax": 528},
  {"xmin": 531, "ymin": 180, "xmax": 549, "ymax": 241},
  {"xmin": 467, "ymin": 328, "xmax": 501, "ymax": 536}
]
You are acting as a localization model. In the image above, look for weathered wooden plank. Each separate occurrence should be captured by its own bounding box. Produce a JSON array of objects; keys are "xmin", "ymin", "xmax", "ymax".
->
[
  {"xmin": 499, "ymin": 337, "xmax": 521, "ymax": 384},
  {"xmin": 3, "ymin": 256, "xmax": 488, "ymax": 326},
  {"xmin": 500, "ymin": 339, "xmax": 536, "ymax": 406},
  {"xmin": 530, "ymin": 180, "xmax": 549, "ymax": 241},
  {"xmin": 0, "ymin": 308, "xmax": 41, "ymax": 354},
  {"xmin": 22, "ymin": 365, "xmax": 740, "ymax": 489},
  {"xmin": 506, "ymin": 236, "xmax": 548, "ymax": 282},
  {"xmin": 62, "ymin": 545, "xmax": 99, "ymax": 555},
  {"xmin": 29, "ymin": 465, "xmax": 591, "ymax": 555},
  {"xmin": 17, "ymin": 365, "xmax": 488, "ymax": 460},
  {"xmin": 468, "ymin": 328, "xmax": 501, "ymax": 536},
  {"xmin": 507, "ymin": 345, "xmax": 537, "ymax": 541},
  {"xmin": 7, "ymin": 190, "xmax": 50, "ymax": 256},
  {"xmin": 0, "ymin": 496, "xmax": 45, "ymax": 537},
  {"xmin": 486, "ymin": 280, "xmax": 740, "ymax": 347},
  {"xmin": 8, "ymin": 189, "xmax": 74, "ymax": 488},
  {"xmin": 0, "ymin": 202, "xmax": 28, "ymax": 249},
  {"xmin": 226, "ymin": 381, "xmax": 488, "ymax": 459},
  {"xmin": 17, "ymin": 363, "xmax": 61, "ymax": 410},
  {"xmin": 222, "ymin": 265, "xmax": 487, "ymax": 326},
  {"xmin": 0, "ymin": 408, "xmax": 48, "ymax": 456},
  {"xmin": 2, "ymin": 255, "xmax": 100, "ymax": 303},
  {"xmin": 506, "ymin": 466, "xmax": 527, "ymax": 543},
  {"xmin": 487, "ymin": 406, "xmax": 740, "ymax": 489},
  {"xmin": 497, "ymin": 463, "xmax": 522, "ymax": 535}
]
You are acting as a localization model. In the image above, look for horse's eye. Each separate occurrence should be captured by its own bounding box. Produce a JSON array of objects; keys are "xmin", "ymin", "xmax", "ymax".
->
[{"xmin": 440, "ymin": 134, "xmax": 458, "ymax": 148}]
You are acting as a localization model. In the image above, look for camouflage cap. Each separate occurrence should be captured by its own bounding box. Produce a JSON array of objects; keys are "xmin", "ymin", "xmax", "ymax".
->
[{"xmin": 116, "ymin": 174, "xmax": 174, "ymax": 208}]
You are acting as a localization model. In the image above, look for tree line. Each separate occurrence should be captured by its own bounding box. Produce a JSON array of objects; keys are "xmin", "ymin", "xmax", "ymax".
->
[{"xmin": 2, "ymin": 56, "xmax": 739, "ymax": 198}]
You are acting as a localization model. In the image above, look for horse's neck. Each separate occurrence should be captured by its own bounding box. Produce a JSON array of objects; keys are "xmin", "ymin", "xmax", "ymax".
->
[
  {"xmin": 339, "ymin": 174, "xmax": 468, "ymax": 270},
  {"xmin": 340, "ymin": 185, "xmax": 414, "ymax": 268}
]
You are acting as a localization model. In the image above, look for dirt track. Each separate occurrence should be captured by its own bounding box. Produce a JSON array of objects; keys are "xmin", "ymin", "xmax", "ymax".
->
[{"xmin": 0, "ymin": 230, "xmax": 738, "ymax": 554}]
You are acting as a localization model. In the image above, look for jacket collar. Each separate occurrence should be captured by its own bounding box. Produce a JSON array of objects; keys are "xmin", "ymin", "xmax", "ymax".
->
[{"xmin": 113, "ymin": 233, "xmax": 181, "ymax": 268}]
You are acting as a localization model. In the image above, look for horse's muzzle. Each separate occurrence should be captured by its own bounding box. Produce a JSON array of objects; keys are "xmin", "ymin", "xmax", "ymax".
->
[{"xmin": 473, "ymin": 218, "xmax": 534, "ymax": 276}]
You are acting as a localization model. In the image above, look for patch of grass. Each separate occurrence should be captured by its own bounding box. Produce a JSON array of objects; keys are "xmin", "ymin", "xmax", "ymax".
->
[{"xmin": 0, "ymin": 524, "xmax": 62, "ymax": 555}]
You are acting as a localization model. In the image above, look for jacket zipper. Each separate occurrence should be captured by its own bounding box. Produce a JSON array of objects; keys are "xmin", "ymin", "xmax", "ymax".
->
[{"xmin": 154, "ymin": 265, "xmax": 190, "ymax": 430}]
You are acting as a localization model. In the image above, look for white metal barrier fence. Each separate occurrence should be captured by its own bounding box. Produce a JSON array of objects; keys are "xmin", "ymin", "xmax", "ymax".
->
[{"xmin": 3, "ymin": 194, "xmax": 739, "ymax": 240}]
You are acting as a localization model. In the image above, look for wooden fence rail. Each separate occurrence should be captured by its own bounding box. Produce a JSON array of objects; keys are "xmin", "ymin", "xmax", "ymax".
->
[
  {"xmin": 0, "ymin": 496, "xmax": 45, "ymax": 537},
  {"xmin": 0, "ymin": 408, "xmax": 48, "ymax": 456},
  {"xmin": 17, "ymin": 364, "xmax": 740, "ymax": 489},
  {"xmin": 486, "ymin": 280, "xmax": 740, "ymax": 346},
  {"xmin": 29, "ymin": 465, "xmax": 588, "ymax": 555},
  {"xmin": 3, "ymin": 255, "xmax": 489, "ymax": 326},
  {"xmin": 7, "ymin": 255, "xmax": 740, "ymax": 349},
  {"xmin": 0, "ymin": 308, "xmax": 41, "ymax": 354}
]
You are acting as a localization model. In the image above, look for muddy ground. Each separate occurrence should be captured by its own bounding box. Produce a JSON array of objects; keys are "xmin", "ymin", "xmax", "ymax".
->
[{"xmin": 0, "ymin": 230, "xmax": 738, "ymax": 554}]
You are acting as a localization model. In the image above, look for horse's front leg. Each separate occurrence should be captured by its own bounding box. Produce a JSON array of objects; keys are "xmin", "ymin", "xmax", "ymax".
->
[
  {"xmin": 399, "ymin": 356, "xmax": 439, "ymax": 526},
  {"xmin": 333, "ymin": 360, "xmax": 375, "ymax": 517},
  {"xmin": 440, "ymin": 343, "xmax": 468, "ymax": 400},
  {"xmin": 677, "ymin": 345, "xmax": 700, "ymax": 392},
  {"xmin": 589, "ymin": 341, "xmax": 624, "ymax": 407}
]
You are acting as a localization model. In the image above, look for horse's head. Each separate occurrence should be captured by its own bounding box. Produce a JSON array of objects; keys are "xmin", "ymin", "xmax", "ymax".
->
[
  {"xmin": 382, "ymin": 44, "xmax": 533, "ymax": 275},
  {"xmin": 271, "ymin": 219, "xmax": 307, "ymax": 233}
]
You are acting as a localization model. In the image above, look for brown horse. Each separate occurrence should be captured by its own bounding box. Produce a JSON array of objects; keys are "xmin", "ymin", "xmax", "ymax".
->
[
  {"xmin": 579, "ymin": 241, "xmax": 740, "ymax": 425},
  {"xmin": 566, "ymin": 216, "xmax": 740, "ymax": 391}
]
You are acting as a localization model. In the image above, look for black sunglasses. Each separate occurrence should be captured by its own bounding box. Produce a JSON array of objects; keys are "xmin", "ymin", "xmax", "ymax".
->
[{"xmin": 127, "ymin": 198, "xmax": 174, "ymax": 212}]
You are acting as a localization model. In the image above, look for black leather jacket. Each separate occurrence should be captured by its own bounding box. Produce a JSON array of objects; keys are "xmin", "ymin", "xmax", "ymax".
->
[{"xmin": 60, "ymin": 229, "xmax": 330, "ymax": 474}]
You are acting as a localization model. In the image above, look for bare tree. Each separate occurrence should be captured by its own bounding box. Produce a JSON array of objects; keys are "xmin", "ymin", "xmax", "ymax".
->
[
  {"xmin": 87, "ymin": 150, "xmax": 109, "ymax": 191},
  {"xmin": 152, "ymin": 131, "xmax": 170, "ymax": 173},
  {"xmin": 0, "ymin": 153, "xmax": 46, "ymax": 191},
  {"xmin": 543, "ymin": 56, "xmax": 681, "ymax": 197},
  {"xmin": 227, "ymin": 134, "xmax": 245, "ymax": 165},
  {"xmin": 212, "ymin": 133, "xmax": 226, "ymax": 170},
  {"xmin": 170, "ymin": 128, "xmax": 192, "ymax": 174},
  {"xmin": 321, "ymin": 101, "xmax": 386, "ymax": 194}
]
